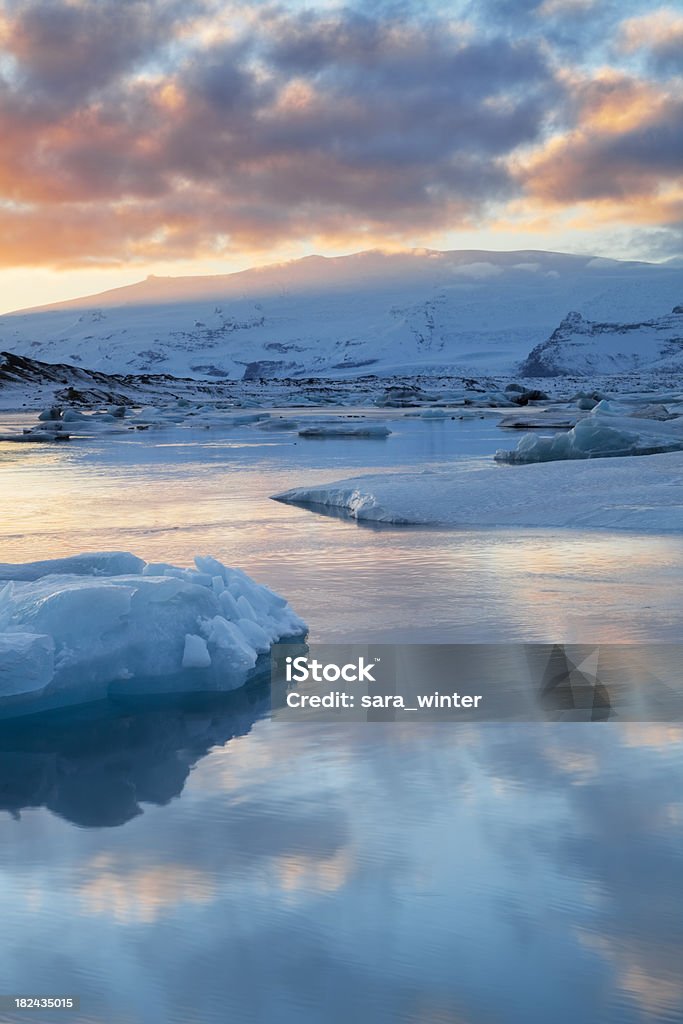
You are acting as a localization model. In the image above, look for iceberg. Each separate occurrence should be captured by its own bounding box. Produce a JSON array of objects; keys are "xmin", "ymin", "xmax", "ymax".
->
[
  {"xmin": 495, "ymin": 403, "xmax": 683, "ymax": 464},
  {"xmin": 0, "ymin": 553, "xmax": 306, "ymax": 713}
]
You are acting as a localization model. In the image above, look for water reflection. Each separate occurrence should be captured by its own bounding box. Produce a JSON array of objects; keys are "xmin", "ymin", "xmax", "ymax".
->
[
  {"xmin": 0, "ymin": 721, "xmax": 681, "ymax": 1023},
  {"xmin": 0, "ymin": 685, "xmax": 269, "ymax": 827},
  {"xmin": 1, "ymin": 412, "xmax": 682, "ymax": 1023},
  {"xmin": 1, "ymin": 412, "xmax": 682, "ymax": 644}
]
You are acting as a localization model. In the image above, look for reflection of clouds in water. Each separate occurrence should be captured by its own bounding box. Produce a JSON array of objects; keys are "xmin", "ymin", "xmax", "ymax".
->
[
  {"xmin": 277, "ymin": 850, "xmax": 354, "ymax": 896},
  {"xmin": 541, "ymin": 745, "xmax": 599, "ymax": 782},
  {"xmin": 622, "ymin": 723, "xmax": 683, "ymax": 749},
  {"xmin": 475, "ymin": 726, "xmax": 683, "ymax": 1023},
  {"xmin": 478, "ymin": 533, "xmax": 683, "ymax": 643},
  {"xmin": 578, "ymin": 929, "xmax": 683, "ymax": 1021},
  {"xmin": 78, "ymin": 856, "xmax": 215, "ymax": 924},
  {"xmin": 0, "ymin": 722, "xmax": 682, "ymax": 1023}
]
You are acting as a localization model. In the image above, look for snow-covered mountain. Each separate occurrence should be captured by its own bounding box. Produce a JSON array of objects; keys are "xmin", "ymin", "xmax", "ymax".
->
[
  {"xmin": 1, "ymin": 249, "xmax": 681, "ymax": 379},
  {"xmin": 520, "ymin": 307, "xmax": 683, "ymax": 377}
]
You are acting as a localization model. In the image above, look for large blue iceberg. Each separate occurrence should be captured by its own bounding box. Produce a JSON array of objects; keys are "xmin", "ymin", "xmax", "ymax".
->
[{"xmin": 0, "ymin": 553, "xmax": 306, "ymax": 711}]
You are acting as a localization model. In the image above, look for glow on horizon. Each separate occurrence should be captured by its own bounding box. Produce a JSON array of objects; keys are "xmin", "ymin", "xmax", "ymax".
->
[{"xmin": 0, "ymin": 221, "xmax": 664, "ymax": 315}]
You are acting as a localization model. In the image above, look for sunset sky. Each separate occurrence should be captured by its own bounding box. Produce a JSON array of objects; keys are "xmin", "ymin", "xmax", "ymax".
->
[{"xmin": 1, "ymin": 0, "xmax": 682, "ymax": 310}]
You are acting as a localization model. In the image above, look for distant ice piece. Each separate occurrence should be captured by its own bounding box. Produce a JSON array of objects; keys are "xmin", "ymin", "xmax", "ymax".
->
[
  {"xmin": 498, "ymin": 410, "xmax": 581, "ymax": 430},
  {"xmin": 418, "ymin": 408, "xmax": 450, "ymax": 419},
  {"xmin": 495, "ymin": 402, "xmax": 683, "ymax": 463},
  {"xmin": 0, "ymin": 553, "xmax": 306, "ymax": 711},
  {"xmin": 298, "ymin": 419, "xmax": 391, "ymax": 438},
  {"xmin": 255, "ymin": 417, "xmax": 299, "ymax": 431}
]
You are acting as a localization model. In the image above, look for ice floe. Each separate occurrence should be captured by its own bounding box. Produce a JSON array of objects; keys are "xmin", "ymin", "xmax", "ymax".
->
[
  {"xmin": 0, "ymin": 553, "xmax": 306, "ymax": 712},
  {"xmin": 273, "ymin": 451, "xmax": 683, "ymax": 532}
]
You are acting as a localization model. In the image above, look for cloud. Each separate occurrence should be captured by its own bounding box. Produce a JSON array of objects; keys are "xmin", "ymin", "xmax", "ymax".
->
[
  {"xmin": 0, "ymin": 0, "xmax": 679, "ymax": 267},
  {"xmin": 0, "ymin": 0, "xmax": 192, "ymax": 106},
  {"xmin": 618, "ymin": 7, "xmax": 683, "ymax": 74},
  {"xmin": 626, "ymin": 224, "xmax": 683, "ymax": 261},
  {"xmin": 517, "ymin": 71, "xmax": 683, "ymax": 222},
  {"xmin": 0, "ymin": 2, "xmax": 564, "ymax": 265},
  {"xmin": 538, "ymin": 0, "xmax": 598, "ymax": 15}
]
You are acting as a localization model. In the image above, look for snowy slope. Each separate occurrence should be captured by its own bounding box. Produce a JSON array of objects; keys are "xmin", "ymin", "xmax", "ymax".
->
[
  {"xmin": 1, "ymin": 249, "xmax": 681, "ymax": 379},
  {"xmin": 520, "ymin": 307, "xmax": 683, "ymax": 376}
]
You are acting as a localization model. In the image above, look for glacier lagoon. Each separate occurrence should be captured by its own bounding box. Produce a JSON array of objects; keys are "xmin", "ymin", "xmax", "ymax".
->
[{"xmin": 1, "ymin": 408, "xmax": 682, "ymax": 1024}]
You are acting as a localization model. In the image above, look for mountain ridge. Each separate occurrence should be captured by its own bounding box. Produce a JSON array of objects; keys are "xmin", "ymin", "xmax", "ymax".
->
[
  {"xmin": 1, "ymin": 248, "xmax": 680, "ymax": 379},
  {"xmin": 6, "ymin": 248, "xmax": 652, "ymax": 315}
]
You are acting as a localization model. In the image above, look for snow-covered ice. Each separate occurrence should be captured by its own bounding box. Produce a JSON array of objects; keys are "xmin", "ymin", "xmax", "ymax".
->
[
  {"xmin": 273, "ymin": 451, "xmax": 683, "ymax": 532},
  {"xmin": 0, "ymin": 553, "xmax": 306, "ymax": 712}
]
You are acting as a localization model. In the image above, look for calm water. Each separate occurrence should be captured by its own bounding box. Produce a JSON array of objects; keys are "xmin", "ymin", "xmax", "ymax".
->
[{"xmin": 0, "ymin": 410, "xmax": 682, "ymax": 1023}]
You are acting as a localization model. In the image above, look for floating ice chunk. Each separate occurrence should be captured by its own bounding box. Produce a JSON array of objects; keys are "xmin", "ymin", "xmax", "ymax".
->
[
  {"xmin": 225, "ymin": 413, "xmax": 271, "ymax": 426},
  {"xmin": 464, "ymin": 391, "xmax": 517, "ymax": 408},
  {"xmin": 419, "ymin": 408, "xmax": 450, "ymax": 419},
  {"xmin": 495, "ymin": 408, "xmax": 683, "ymax": 464},
  {"xmin": 0, "ymin": 552, "xmax": 306, "ymax": 713},
  {"xmin": 255, "ymin": 417, "xmax": 299, "ymax": 431},
  {"xmin": 498, "ymin": 410, "xmax": 581, "ymax": 430},
  {"xmin": 298, "ymin": 419, "xmax": 391, "ymax": 438}
]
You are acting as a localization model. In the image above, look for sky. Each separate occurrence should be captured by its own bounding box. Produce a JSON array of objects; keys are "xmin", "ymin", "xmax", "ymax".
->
[{"xmin": 0, "ymin": 0, "xmax": 682, "ymax": 310}]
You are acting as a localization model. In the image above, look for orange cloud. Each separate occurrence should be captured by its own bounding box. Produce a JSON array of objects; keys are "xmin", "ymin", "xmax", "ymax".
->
[
  {"xmin": 514, "ymin": 70, "xmax": 683, "ymax": 229},
  {"xmin": 619, "ymin": 7, "xmax": 683, "ymax": 57},
  {"xmin": 570, "ymin": 69, "xmax": 668, "ymax": 135}
]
